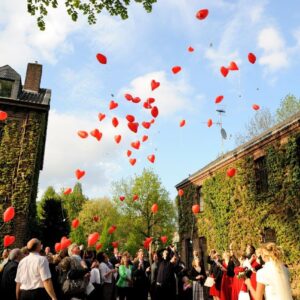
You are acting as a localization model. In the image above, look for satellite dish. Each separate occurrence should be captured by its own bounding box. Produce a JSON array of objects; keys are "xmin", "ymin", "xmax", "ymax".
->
[{"xmin": 221, "ymin": 128, "xmax": 227, "ymax": 140}]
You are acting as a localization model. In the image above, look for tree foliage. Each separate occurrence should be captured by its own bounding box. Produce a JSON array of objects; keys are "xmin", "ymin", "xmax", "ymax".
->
[
  {"xmin": 27, "ymin": 0, "xmax": 157, "ymax": 30},
  {"xmin": 276, "ymin": 94, "xmax": 300, "ymax": 123},
  {"xmin": 70, "ymin": 198, "xmax": 119, "ymax": 249},
  {"xmin": 61, "ymin": 182, "xmax": 88, "ymax": 221},
  {"xmin": 112, "ymin": 169, "xmax": 176, "ymax": 254},
  {"xmin": 235, "ymin": 108, "xmax": 275, "ymax": 145},
  {"xmin": 39, "ymin": 197, "xmax": 70, "ymax": 249}
]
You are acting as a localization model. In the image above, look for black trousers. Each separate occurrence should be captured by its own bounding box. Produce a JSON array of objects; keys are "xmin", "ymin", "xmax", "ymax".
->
[
  {"xmin": 20, "ymin": 288, "xmax": 50, "ymax": 300},
  {"xmin": 118, "ymin": 287, "xmax": 133, "ymax": 300}
]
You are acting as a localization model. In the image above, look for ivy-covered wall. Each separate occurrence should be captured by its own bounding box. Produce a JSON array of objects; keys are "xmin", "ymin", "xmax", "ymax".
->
[
  {"xmin": 177, "ymin": 133, "xmax": 300, "ymax": 297},
  {"xmin": 0, "ymin": 106, "xmax": 47, "ymax": 249}
]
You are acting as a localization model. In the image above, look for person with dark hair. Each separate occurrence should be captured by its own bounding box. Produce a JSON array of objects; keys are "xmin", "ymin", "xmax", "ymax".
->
[
  {"xmin": 15, "ymin": 238, "xmax": 57, "ymax": 300},
  {"xmin": 132, "ymin": 249, "xmax": 150, "ymax": 300},
  {"xmin": 1, "ymin": 248, "xmax": 23, "ymax": 300},
  {"xmin": 150, "ymin": 251, "xmax": 159, "ymax": 300},
  {"xmin": 97, "ymin": 252, "xmax": 117, "ymax": 300},
  {"xmin": 156, "ymin": 249, "xmax": 177, "ymax": 300},
  {"xmin": 208, "ymin": 252, "xmax": 223, "ymax": 300}
]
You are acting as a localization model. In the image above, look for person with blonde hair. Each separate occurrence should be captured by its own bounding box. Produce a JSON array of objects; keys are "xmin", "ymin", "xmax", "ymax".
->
[
  {"xmin": 117, "ymin": 252, "xmax": 133, "ymax": 300},
  {"xmin": 245, "ymin": 243, "xmax": 293, "ymax": 300},
  {"xmin": 190, "ymin": 257, "xmax": 206, "ymax": 300}
]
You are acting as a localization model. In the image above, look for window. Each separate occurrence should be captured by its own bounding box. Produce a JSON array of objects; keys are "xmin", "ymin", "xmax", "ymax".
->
[
  {"xmin": 261, "ymin": 228, "xmax": 276, "ymax": 243},
  {"xmin": 254, "ymin": 156, "xmax": 268, "ymax": 193},
  {"xmin": 186, "ymin": 238, "xmax": 194, "ymax": 269},
  {"xmin": 0, "ymin": 79, "xmax": 13, "ymax": 98},
  {"xmin": 197, "ymin": 186, "xmax": 204, "ymax": 212}
]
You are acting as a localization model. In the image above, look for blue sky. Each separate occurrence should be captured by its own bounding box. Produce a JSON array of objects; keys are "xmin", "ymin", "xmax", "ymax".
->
[{"xmin": 1, "ymin": 0, "xmax": 300, "ymax": 200}]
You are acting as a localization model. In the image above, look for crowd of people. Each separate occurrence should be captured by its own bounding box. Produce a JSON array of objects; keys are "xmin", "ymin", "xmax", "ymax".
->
[{"xmin": 0, "ymin": 239, "xmax": 294, "ymax": 300}]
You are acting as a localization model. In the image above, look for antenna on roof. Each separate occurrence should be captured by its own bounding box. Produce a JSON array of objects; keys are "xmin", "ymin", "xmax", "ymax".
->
[{"xmin": 215, "ymin": 108, "xmax": 227, "ymax": 152}]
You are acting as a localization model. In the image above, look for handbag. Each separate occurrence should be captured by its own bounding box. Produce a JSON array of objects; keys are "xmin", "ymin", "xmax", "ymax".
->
[
  {"xmin": 204, "ymin": 276, "xmax": 215, "ymax": 287},
  {"xmin": 238, "ymin": 291, "xmax": 251, "ymax": 300},
  {"xmin": 62, "ymin": 272, "xmax": 87, "ymax": 296}
]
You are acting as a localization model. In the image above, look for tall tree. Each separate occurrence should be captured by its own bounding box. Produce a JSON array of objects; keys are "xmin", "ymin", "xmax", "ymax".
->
[
  {"xmin": 276, "ymin": 94, "xmax": 300, "ymax": 123},
  {"xmin": 61, "ymin": 182, "xmax": 88, "ymax": 221},
  {"xmin": 235, "ymin": 108, "xmax": 275, "ymax": 145},
  {"xmin": 39, "ymin": 197, "xmax": 70, "ymax": 249},
  {"xmin": 70, "ymin": 198, "xmax": 119, "ymax": 249},
  {"xmin": 112, "ymin": 169, "xmax": 176, "ymax": 254},
  {"xmin": 27, "ymin": 0, "xmax": 157, "ymax": 30}
]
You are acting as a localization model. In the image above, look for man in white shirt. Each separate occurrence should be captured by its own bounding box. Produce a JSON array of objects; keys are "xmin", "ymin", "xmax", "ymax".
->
[{"xmin": 15, "ymin": 238, "xmax": 57, "ymax": 300}]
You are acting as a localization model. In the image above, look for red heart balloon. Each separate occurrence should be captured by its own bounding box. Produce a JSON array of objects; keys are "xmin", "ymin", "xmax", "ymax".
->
[
  {"xmin": 4, "ymin": 235, "xmax": 15, "ymax": 248},
  {"xmin": 143, "ymin": 102, "xmax": 152, "ymax": 109},
  {"xmin": 248, "ymin": 52, "xmax": 256, "ymax": 64},
  {"xmin": 180, "ymin": 120, "xmax": 186, "ymax": 127},
  {"xmin": 227, "ymin": 168, "xmax": 236, "ymax": 177},
  {"xmin": 126, "ymin": 115, "xmax": 135, "ymax": 123},
  {"xmin": 75, "ymin": 169, "xmax": 85, "ymax": 180},
  {"xmin": 129, "ymin": 158, "xmax": 137, "ymax": 166},
  {"xmin": 108, "ymin": 226, "xmax": 117, "ymax": 234},
  {"xmin": 98, "ymin": 113, "xmax": 106, "ymax": 122},
  {"xmin": 131, "ymin": 141, "xmax": 141, "ymax": 150},
  {"xmin": 64, "ymin": 188, "xmax": 72, "ymax": 195},
  {"xmin": 3, "ymin": 207, "xmax": 15, "ymax": 222},
  {"xmin": 132, "ymin": 97, "xmax": 141, "ymax": 104},
  {"xmin": 147, "ymin": 154, "xmax": 155, "ymax": 163},
  {"xmin": 196, "ymin": 9, "xmax": 209, "ymax": 20},
  {"xmin": 151, "ymin": 203, "xmax": 158, "ymax": 214},
  {"xmin": 0, "ymin": 111, "xmax": 8, "ymax": 121},
  {"xmin": 220, "ymin": 66, "xmax": 229, "ymax": 77},
  {"xmin": 119, "ymin": 196, "xmax": 125, "ymax": 201},
  {"xmin": 96, "ymin": 243, "xmax": 102, "ymax": 251},
  {"xmin": 228, "ymin": 61, "xmax": 239, "ymax": 71},
  {"xmin": 60, "ymin": 237, "xmax": 71, "ymax": 250},
  {"xmin": 112, "ymin": 117, "xmax": 119, "ymax": 128},
  {"xmin": 127, "ymin": 150, "xmax": 132, "ymax": 157},
  {"xmin": 142, "ymin": 122, "xmax": 151, "ymax": 129},
  {"xmin": 161, "ymin": 236, "xmax": 168, "ymax": 244},
  {"xmin": 109, "ymin": 100, "xmax": 118, "ymax": 110},
  {"xmin": 96, "ymin": 53, "xmax": 107, "ymax": 64},
  {"xmin": 77, "ymin": 131, "xmax": 88, "ymax": 139},
  {"xmin": 178, "ymin": 189, "xmax": 184, "ymax": 197},
  {"xmin": 148, "ymin": 97, "xmax": 156, "ymax": 104},
  {"xmin": 188, "ymin": 46, "xmax": 194, "ymax": 52},
  {"xmin": 112, "ymin": 241, "xmax": 119, "ymax": 248},
  {"xmin": 90, "ymin": 129, "xmax": 103, "ymax": 141},
  {"xmin": 114, "ymin": 135, "xmax": 122, "ymax": 144},
  {"xmin": 252, "ymin": 104, "xmax": 260, "ymax": 111},
  {"xmin": 172, "ymin": 66, "xmax": 182, "ymax": 74},
  {"xmin": 133, "ymin": 194, "xmax": 139, "ymax": 201},
  {"xmin": 151, "ymin": 106, "xmax": 159, "ymax": 118},
  {"xmin": 142, "ymin": 135, "xmax": 148, "ymax": 142},
  {"xmin": 55, "ymin": 243, "xmax": 61, "ymax": 253},
  {"xmin": 128, "ymin": 122, "xmax": 139, "ymax": 133},
  {"xmin": 151, "ymin": 80, "xmax": 160, "ymax": 91},
  {"xmin": 192, "ymin": 204, "xmax": 200, "ymax": 214},
  {"xmin": 124, "ymin": 93, "xmax": 133, "ymax": 101},
  {"xmin": 207, "ymin": 119, "xmax": 213, "ymax": 128},
  {"xmin": 215, "ymin": 95, "xmax": 224, "ymax": 104},
  {"xmin": 88, "ymin": 232, "xmax": 100, "ymax": 247},
  {"xmin": 72, "ymin": 219, "xmax": 80, "ymax": 229}
]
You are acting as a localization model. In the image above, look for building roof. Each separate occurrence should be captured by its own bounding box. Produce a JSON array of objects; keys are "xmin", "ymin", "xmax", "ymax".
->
[
  {"xmin": 175, "ymin": 111, "xmax": 300, "ymax": 189},
  {"xmin": 0, "ymin": 65, "xmax": 51, "ymax": 109}
]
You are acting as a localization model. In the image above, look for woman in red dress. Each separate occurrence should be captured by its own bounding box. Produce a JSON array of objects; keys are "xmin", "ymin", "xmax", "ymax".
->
[
  {"xmin": 231, "ymin": 255, "xmax": 247, "ymax": 300},
  {"xmin": 220, "ymin": 251, "xmax": 235, "ymax": 300}
]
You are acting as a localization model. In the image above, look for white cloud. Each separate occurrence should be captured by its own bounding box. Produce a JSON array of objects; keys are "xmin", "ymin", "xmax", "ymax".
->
[
  {"xmin": 39, "ymin": 110, "xmax": 131, "ymax": 198},
  {"xmin": 119, "ymin": 71, "xmax": 195, "ymax": 118},
  {"xmin": 258, "ymin": 27, "xmax": 289, "ymax": 72},
  {"xmin": 0, "ymin": 0, "xmax": 82, "ymax": 71}
]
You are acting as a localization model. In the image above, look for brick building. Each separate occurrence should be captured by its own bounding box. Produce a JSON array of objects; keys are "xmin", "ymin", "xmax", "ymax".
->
[
  {"xmin": 176, "ymin": 112, "xmax": 300, "ymax": 297},
  {"xmin": 0, "ymin": 63, "xmax": 51, "ymax": 248}
]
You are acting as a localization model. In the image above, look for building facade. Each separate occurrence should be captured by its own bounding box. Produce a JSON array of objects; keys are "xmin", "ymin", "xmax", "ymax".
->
[
  {"xmin": 0, "ymin": 63, "xmax": 51, "ymax": 248},
  {"xmin": 176, "ymin": 112, "xmax": 300, "ymax": 297}
]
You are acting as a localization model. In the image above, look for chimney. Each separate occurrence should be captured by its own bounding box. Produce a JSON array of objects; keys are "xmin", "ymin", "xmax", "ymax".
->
[{"xmin": 24, "ymin": 62, "xmax": 42, "ymax": 93}]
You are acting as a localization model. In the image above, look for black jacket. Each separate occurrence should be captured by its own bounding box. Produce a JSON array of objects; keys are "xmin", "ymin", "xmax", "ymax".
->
[{"xmin": 1, "ymin": 260, "xmax": 18, "ymax": 300}]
